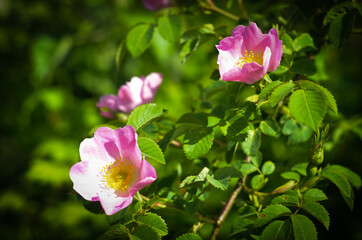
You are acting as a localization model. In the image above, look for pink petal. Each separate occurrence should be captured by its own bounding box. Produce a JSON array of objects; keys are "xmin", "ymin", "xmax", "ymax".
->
[
  {"xmin": 92, "ymin": 127, "xmax": 122, "ymax": 162},
  {"xmin": 115, "ymin": 126, "xmax": 142, "ymax": 168},
  {"xmin": 266, "ymin": 28, "xmax": 283, "ymax": 71},
  {"xmin": 98, "ymin": 190, "xmax": 134, "ymax": 215},
  {"xmin": 142, "ymin": 0, "xmax": 172, "ymax": 11},
  {"xmin": 128, "ymin": 158, "xmax": 157, "ymax": 196},
  {"xmin": 96, "ymin": 94, "xmax": 119, "ymax": 112},
  {"xmin": 216, "ymin": 35, "xmax": 244, "ymax": 77},
  {"xmin": 117, "ymin": 77, "xmax": 143, "ymax": 113},
  {"xmin": 222, "ymin": 62, "xmax": 264, "ymax": 84},
  {"xmin": 236, "ymin": 22, "xmax": 267, "ymax": 50},
  {"xmin": 79, "ymin": 138, "xmax": 113, "ymax": 164},
  {"xmin": 231, "ymin": 25, "xmax": 247, "ymax": 36},
  {"xmin": 100, "ymin": 111, "xmax": 115, "ymax": 119},
  {"xmin": 141, "ymin": 73, "xmax": 162, "ymax": 103},
  {"xmin": 69, "ymin": 161, "xmax": 100, "ymax": 201}
]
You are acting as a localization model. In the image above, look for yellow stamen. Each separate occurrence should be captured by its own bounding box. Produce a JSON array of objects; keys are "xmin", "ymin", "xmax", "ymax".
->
[
  {"xmin": 235, "ymin": 49, "xmax": 263, "ymax": 68},
  {"xmin": 101, "ymin": 158, "xmax": 136, "ymax": 191}
]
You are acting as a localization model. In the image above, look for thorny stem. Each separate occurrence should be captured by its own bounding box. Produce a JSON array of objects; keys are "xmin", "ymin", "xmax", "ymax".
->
[
  {"xmin": 140, "ymin": 194, "xmax": 215, "ymax": 225},
  {"xmin": 210, "ymin": 178, "xmax": 244, "ymax": 240},
  {"xmin": 204, "ymin": 0, "xmax": 240, "ymax": 21}
]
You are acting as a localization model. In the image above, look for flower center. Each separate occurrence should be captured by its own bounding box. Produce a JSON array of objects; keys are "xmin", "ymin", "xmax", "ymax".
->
[
  {"xmin": 235, "ymin": 49, "xmax": 263, "ymax": 68},
  {"xmin": 101, "ymin": 158, "xmax": 136, "ymax": 191}
]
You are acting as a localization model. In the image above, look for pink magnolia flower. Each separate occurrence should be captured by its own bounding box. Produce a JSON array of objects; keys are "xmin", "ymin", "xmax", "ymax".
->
[
  {"xmin": 216, "ymin": 22, "xmax": 282, "ymax": 84},
  {"xmin": 97, "ymin": 73, "xmax": 162, "ymax": 118},
  {"xmin": 142, "ymin": 0, "xmax": 172, "ymax": 11},
  {"xmin": 69, "ymin": 126, "xmax": 157, "ymax": 215}
]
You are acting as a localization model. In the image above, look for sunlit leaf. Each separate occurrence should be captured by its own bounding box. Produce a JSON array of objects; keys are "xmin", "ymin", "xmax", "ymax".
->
[
  {"xmin": 136, "ymin": 213, "xmax": 168, "ymax": 237},
  {"xmin": 289, "ymin": 89, "xmax": 327, "ymax": 131},
  {"xmin": 138, "ymin": 137, "xmax": 165, "ymax": 164},
  {"xmin": 183, "ymin": 126, "xmax": 214, "ymax": 160},
  {"xmin": 158, "ymin": 14, "xmax": 182, "ymax": 43},
  {"xmin": 127, "ymin": 104, "xmax": 167, "ymax": 132},
  {"xmin": 126, "ymin": 23, "xmax": 154, "ymax": 57}
]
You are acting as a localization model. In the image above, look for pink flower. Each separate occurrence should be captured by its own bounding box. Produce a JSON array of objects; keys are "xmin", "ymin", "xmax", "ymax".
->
[
  {"xmin": 97, "ymin": 73, "xmax": 162, "ymax": 118},
  {"xmin": 97, "ymin": 95, "xmax": 119, "ymax": 119},
  {"xmin": 69, "ymin": 126, "xmax": 157, "ymax": 215},
  {"xmin": 142, "ymin": 0, "xmax": 172, "ymax": 11},
  {"xmin": 216, "ymin": 22, "xmax": 282, "ymax": 84}
]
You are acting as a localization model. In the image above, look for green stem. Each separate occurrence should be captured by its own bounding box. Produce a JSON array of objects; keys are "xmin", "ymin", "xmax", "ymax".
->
[
  {"xmin": 204, "ymin": 0, "xmax": 239, "ymax": 21},
  {"xmin": 210, "ymin": 178, "xmax": 243, "ymax": 240}
]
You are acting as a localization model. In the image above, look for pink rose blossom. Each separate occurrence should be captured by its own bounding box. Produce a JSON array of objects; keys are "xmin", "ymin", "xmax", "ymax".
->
[
  {"xmin": 97, "ymin": 73, "xmax": 162, "ymax": 118},
  {"xmin": 216, "ymin": 22, "xmax": 282, "ymax": 84},
  {"xmin": 142, "ymin": 0, "xmax": 172, "ymax": 11},
  {"xmin": 69, "ymin": 126, "xmax": 157, "ymax": 215}
]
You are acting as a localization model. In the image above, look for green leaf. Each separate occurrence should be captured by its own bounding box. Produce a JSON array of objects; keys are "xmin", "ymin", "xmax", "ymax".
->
[
  {"xmin": 183, "ymin": 126, "xmax": 214, "ymax": 160},
  {"xmin": 269, "ymin": 82, "xmax": 294, "ymax": 107},
  {"xmin": 291, "ymin": 214, "xmax": 317, "ymax": 240},
  {"xmin": 157, "ymin": 128, "xmax": 175, "ymax": 152},
  {"xmin": 207, "ymin": 174, "xmax": 227, "ymax": 190},
  {"xmin": 115, "ymin": 40, "xmax": 126, "ymax": 71},
  {"xmin": 180, "ymin": 37, "xmax": 200, "ymax": 63},
  {"xmin": 282, "ymin": 119, "xmax": 313, "ymax": 144},
  {"xmin": 271, "ymin": 195, "xmax": 299, "ymax": 206},
  {"xmin": 261, "ymin": 220, "xmax": 292, "ymax": 240},
  {"xmin": 322, "ymin": 168, "xmax": 352, "ymax": 198},
  {"xmin": 210, "ymin": 69, "xmax": 221, "ymax": 81},
  {"xmin": 127, "ymin": 104, "xmax": 167, "ymax": 132},
  {"xmin": 299, "ymin": 80, "xmax": 338, "ymax": 114},
  {"xmin": 251, "ymin": 151, "xmax": 263, "ymax": 167},
  {"xmin": 240, "ymin": 163, "xmax": 258, "ymax": 175},
  {"xmin": 136, "ymin": 213, "xmax": 168, "ymax": 237},
  {"xmin": 282, "ymin": 33, "xmax": 294, "ymax": 54},
  {"xmin": 280, "ymin": 172, "xmax": 300, "ymax": 181},
  {"xmin": 176, "ymin": 233, "xmax": 202, "ymax": 240},
  {"xmin": 131, "ymin": 224, "xmax": 160, "ymax": 240},
  {"xmin": 289, "ymin": 89, "xmax": 327, "ymax": 131},
  {"xmin": 328, "ymin": 165, "xmax": 361, "ymax": 189},
  {"xmin": 341, "ymin": 187, "xmax": 355, "ymax": 210},
  {"xmin": 301, "ymin": 200, "xmax": 330, "ymax": 230},
  {"xmin": 177, "ymin": 112, "xmax": 208, "ymax": 126},
  {"xmin": 231, "ymin": 218, "xmax": 254, "ymax": 235},
  {"xmin": 291, "ymin": 163, "xmax": 308, "ymax": 176},
  {"xmin": 324, "ymin": 2, "xmax": 361, "ymax": 26},
  {"xmin": 205, "ymin": 81, "xmax": 228, "ymax": 98},
  {"xmin": 157, "ymin": 14, "xmax": 182, "ymax": 42},
  {"xmin": 258, "ymin": 80, "xmax": 282, "ymax": 102},
  {"xmin": 329, "ymin": 12, "xmax": 355, "ymax": 49},
  {"xmin": 290, "ymin": 59, "xmax": 317, "ymax": 76},
  {"xmin": 138, "ymin": 137, "xmax": 165, "ymax": 165},
  {"xmin": 251, "ymin": 174, "xmax": 264, "ymax": 190},
  {"xmin": 293, "ymin": 33, "xmax": 316, "ymax": 52},
  {"xmin": 241, "ymin": 129, "xmax": 261, "ymax": 156},
  {"xmin": 126, "ymin": 23, "xmax": 154, "ymax": 58},
  {"xmin": 255, "ymin": 204, "xmax": 292, "ymax": 227},
  {"xmin": 226, "ymin": 102, "xmax": 256, "ymax": 141},
  {"xmin": 260, "ymin": 118, "xmax": 280, "ymax": 137},
  {"xmin": 262, "ymin": 161, "xmax": 275, "ymax": 175},
  {"xmin": 214, "ymin": 167, "xmax": 243, "ymax": 179},
  {"xmin": 98, "ymin": 224, "xmax": 130, "ymax": 240},
  {"xmin": 180, "ymin": 167, "xmax": 209, "ymax": 188},
  {"xmin": 304, "ymin": 189, "xmax": 328, "ymax": 201}
]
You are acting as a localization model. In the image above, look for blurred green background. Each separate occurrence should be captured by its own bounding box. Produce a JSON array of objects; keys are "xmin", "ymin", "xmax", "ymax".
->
[{"xmin": 0, "ymin": 0, "xmax": 361, "ymax": 239}]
